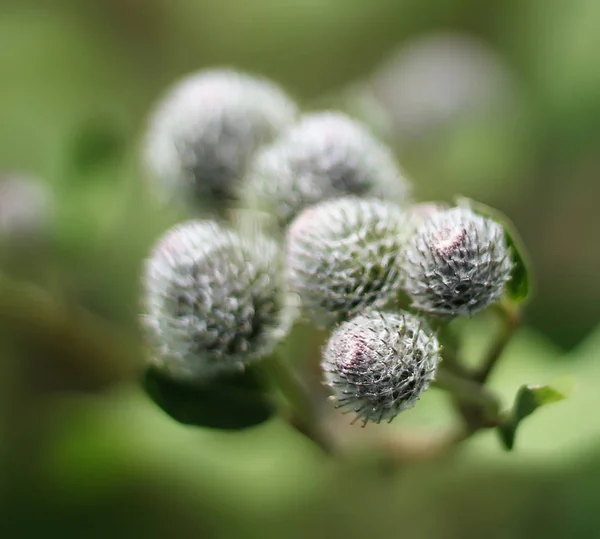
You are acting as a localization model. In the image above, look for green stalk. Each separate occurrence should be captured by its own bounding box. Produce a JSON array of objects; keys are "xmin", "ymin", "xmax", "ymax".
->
[
  {"xmin": 472, "ymin": 298, "xmax": 521, "ymax": 384},
  {"xmin": 436, "ymin": 321, "xmax": 471, "ymax": 378},
  {"xmin": 434, "ymin": 368, "xmax": 500, "ymax": 423},
  {"xmin": 0, "ymin": 274, "xmax": 137, "ymax": 388},
  {"xmin": 263, "ymin": 353, "xmax": 334, "ymax": 455}
]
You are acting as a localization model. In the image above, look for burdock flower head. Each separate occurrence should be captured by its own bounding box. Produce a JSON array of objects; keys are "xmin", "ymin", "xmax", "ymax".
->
[
  {"xmin": 403, "ymin": 206, "xmax": 513, "ymax": 317},
  {"xmin": 322, "ymin": 310, "xmax": 441, "ymax": 425},
  {"xmin": 286, "ymin": 197, "xmax": 411, "ymax": 328},
  {"xmin": 142, "ymin": 68, "xmax": 298, "ymax": 212},
  {"xmin": 241, "ymin": 111, "xmax": 410, "ymax": 229},
  {"xmin": 142, "ymin": 220, "xmax": 294, "ymax": 382}
]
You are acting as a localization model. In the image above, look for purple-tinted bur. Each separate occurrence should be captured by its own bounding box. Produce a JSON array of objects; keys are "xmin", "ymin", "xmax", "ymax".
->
[
  {"xmin": 403, "ymin": 207, "xmax": 513, "ymax": 317},
  {"xmin": 322, "ymin": 310, "xmax": 441, "ymax": 425}
]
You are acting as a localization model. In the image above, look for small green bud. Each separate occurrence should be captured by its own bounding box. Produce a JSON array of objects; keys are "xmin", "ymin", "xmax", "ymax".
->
[
  {"xmin": 403, "ymin": 207, "xmax": 513, "ymax": 317},
  {"xmin": 322, "ymin": 310, "xmax": 441, "ymax": 425},
  {"xmin": 241, "ymin": 111, "xmax": 410, "ymax": 229},
  {"xmin": 286, "ymin": 197, "xmax": 411, "ymax": 328},
  {"xmin": 142, "ymin": 220, "xmax": 295, "ymax": 382},
  {"xmin": 142, "ymin": 69, "xmax": 298, "ymax": 213}
]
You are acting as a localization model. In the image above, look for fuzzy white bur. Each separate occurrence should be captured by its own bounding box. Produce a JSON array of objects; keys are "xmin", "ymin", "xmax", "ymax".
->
[
  {"xmin": 403, "ymin": 207, "xmax": 513, "ymax": 317},
  {"xmin": 286, "ymin": 197, "xmax": 411, "ymax": 328},
  {"xmin": 142, "ymin": 69, "xmax": 298, "ymax": 211},
  {"xmin": 241, "ymin": 112, "xmax": 410, "ymax": 229},
  {"xmin": 142, "ymin": 220, "xmax": 295, "ymax": 383},
  {"xmin": 323, "ymin": 310, "xmax": 441, "ymax": 425}
]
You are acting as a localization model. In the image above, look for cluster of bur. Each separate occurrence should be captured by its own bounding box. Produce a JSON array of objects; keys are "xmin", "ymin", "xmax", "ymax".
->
[{"xmin": 141, "ymin": 68, "xmax": 515, "ymax": 428}]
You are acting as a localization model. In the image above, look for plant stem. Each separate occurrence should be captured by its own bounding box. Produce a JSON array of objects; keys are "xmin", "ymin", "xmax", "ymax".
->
[
  {"xmin": 472, "ymin": 298, "xmax": 521, "ymax": 384},
  {"xmin": 437, "ymin": 322, "xmax": 471, "ymax": 378},
  {"xmin": 0, "ymin": 274, "xmax": 138, "ymax": 388},
  {"xmin": 375, "ymin": 425, "xmax": 475, "ymax": 468},
  {"xmin": 263, "ymin": 354, "xmax": 335, "ymax": 455},
  {"xmin": 434, "ymin": 368, "xmax": 500, "ymax": 422},
  {"xmin": 374, "ymin": 299, "xmax": 521, "ymax": 462}
]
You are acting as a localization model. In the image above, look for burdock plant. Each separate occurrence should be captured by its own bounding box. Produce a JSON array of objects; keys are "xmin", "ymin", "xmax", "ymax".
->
[
  {"xmin": 240, "ymin": 111, "xmax": 410, "ymax": 231},
  {"xmin": 286, "ymin": 197, "xmax": 411, "ymax": 328},
  {"xmin": 142, "ymin": 69, "xmax": 298, "ymax": 214},
  {"xmin": 142, "ymin": 220, "xmax": 294, "ymax": 382},
  {"xmin": 322, "ymin": 311, "xmax": 441, "ymax": 426},
  {"xmin": 403, "ymin": 206, "xmax": 513, "ymax": 317},
  {"xmin": 136, "ymin": 67, "xmax": 565, "ymax": 458}
]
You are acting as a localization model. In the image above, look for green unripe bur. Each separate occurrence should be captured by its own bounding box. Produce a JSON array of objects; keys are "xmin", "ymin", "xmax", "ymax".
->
[{"xmin": 322, "ymin": 310, "xmax": 441, "ymax": 426}]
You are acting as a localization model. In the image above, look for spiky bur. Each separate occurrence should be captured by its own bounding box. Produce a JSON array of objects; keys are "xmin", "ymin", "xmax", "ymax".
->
[
  {"xmin": 241, "ymin": 111, "xmax": 410, "ymax": 230},
  {"xmin": 142, "ymin": 69, "xmax": 298, "ymax": 213},
  {"xmin": 322, "ymin": 310, "xmax": 441, "ymax": 426},
  {"xmin": 403, "ymin": 207, "xmax": 513, "ymax": 317},
  {"xmin": 142, "ymin": 220, "xmax": 295, "ymax": 383},
  {"xmin": 0, "ymin": 173, "xmax": 53, "ymax": 241},
  {"xmin": 286, "ymin": 197, "xmax": 411, "ymax": 328}
]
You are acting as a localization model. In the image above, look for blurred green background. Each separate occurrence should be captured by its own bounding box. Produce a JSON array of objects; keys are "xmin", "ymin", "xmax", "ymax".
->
[{"xmin": 1, "ymin": 0, "xmax": 600, "ymax": 537}]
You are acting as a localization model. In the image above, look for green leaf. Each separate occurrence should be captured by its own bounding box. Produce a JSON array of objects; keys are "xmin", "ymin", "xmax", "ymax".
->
[
  {"xmin": 455, "ymin": 197, "xmax": 532, "ymax": 304},
  {"xmin": 498, "ymin": 382, "xmax": 570, "ymax": 450},
  {"xmin": 142, "ymin": 366, "xmax": 275, "ymax": 430}
]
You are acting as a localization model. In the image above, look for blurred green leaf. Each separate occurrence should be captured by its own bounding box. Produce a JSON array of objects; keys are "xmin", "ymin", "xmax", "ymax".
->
[
  {"xmin": 142, "ymin": 366, "xmax": 275, "ymax": 430},
  {"xmin": 456, "ymin": 197, "xmax": 532, "ymax": 303},
  {"xmin": 498, "ymin": 382, "xmax": 570, "ymax": 450}
]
